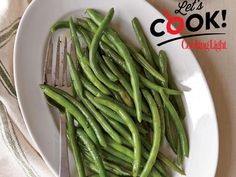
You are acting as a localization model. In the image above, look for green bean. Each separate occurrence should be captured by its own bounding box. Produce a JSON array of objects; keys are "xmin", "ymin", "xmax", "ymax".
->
[
  {"xmin": 66, "ymin": 111, "xmax": 86, "ymax": 177},
  {"xmin": 153, "ymin": 163, "xmax": 165, "ymax": 174},
  {"xmin": 79, "ymin": 56, "xmax": 110, "ymax": 96},
  {"xmin": 138, "ymin": 136, "xmax": 168, "ymax": 177},
  {"xmin": 103, "ymin": 161, "xmax": 131, "ymax": 176},
  {"xmin": 85, "ymin": 163, "xmax": 103, "ymax": 176},
  {"xmin": 122, "ymin": 105, "xmax": 152, "ymax": 123},
  {"xmin": 159, "ymin": 51, "xmax": 169, "ymax": 86},
  {"xmin": 140, "ymin": 90, "xmax": 161, "ymax": 177},
  {"xmin": 49, "ymin": 86, "xmax": 107, "ymax": 147},
  {"xmin": 170, "ymin": 94, "xmax": 186, "ymax": 120},
  {"xmin": 130, "ymin": 48, "xmax": 165, "ymax": 82},
  {"xmin": 127, "ymin": 102, "xmax": 153, "ymax": 122},
  {"xmin": 89, "ymin": 8, "xmax": 122, "ymax": 93},
  {"xmin": 100, "ymin": 41, "xmax": 142, "ymax": 72},
  {"xmin": 132, "ymin": 17, "xmax": 154, "ymax": 65},
  {"xmin": 77, "ymin": 128, "xmax": 106, "ymax": 177},
  {"xmin": 108, "ymin": 137, "xmax": 166, "ymax": 177},
  {"xmin": 146, "ymin": 152, "xmax": 169, "ymax": 176},
  {"xmin": 87, "ymin": 161, "xmax": 130, "ymax": 176},
  {"xmin": 80, "ymin": 74, "xmax": 104, "ymax": 97},
  {"xmin": 104, "ymin": 115, "xmax": 133, "ymax": 144},
  {"xmin": 50, "ymin": 21, "xmax": 69, "ymax": 32},
  {"xmin": 86, "ymin": 9, "xmax": 142, "ymax": 123},
  {"xmin": 77, "ymin": 18, "xmax": 92, "ymax": 32},
  {"xmin": 119, "ymin": 105, "xmax": 152, "ymax": 123},
  {"xmin": 110, "ymin": 89, "xmax": 134, "ymax": 109},
  {"xmin": 103, "ymin": 151, "xmax": 133, "ymax": 170},
  {"xmin": 86, "ymin": 9, "xmax": 107, "ymax": 27},
  {"xmin": 67, "ymin": 53, "xmax": 83, "ymax": 97},
  {"xmin": 110, "ymin": 89, "xmax": 122, "ymax": 102},
  {"xmin": 106, "ymin": 28, "xmax": 142, "ymax": 122},
  {"xmin": 177, "ymin": 139, "xmax": 184, "ymax": 165},
  {"xmin": 121, "ymin": 74, "xmax": 151, "ymax": 115},
  {"xmin": 164, "ymin": 101, "xmax": 178, "ymax": 154},
  {"xmin": 94, "ymin": 97, "xmax": 141, "ymax": 176},
  {"xmin": 88, "ymin": 173, "xmax": 117, "ymax": 177},
  {"xmin": 159, "ymin": 89, "xmax": 189, "ymax": 157},
  {"xmin": 84, "ymin": 90, "xmax": 125, "ymax": 124},
  {"xmin": 111, "ymin": 116, "xmax": 148, "ymax": 140},
  {"xmin": 100, "ymin": 41, "xmax": 128, "ymax": 69},
  {"xmin": 40, "ymin": 84, "xmax": 97, "ymax": 143},
  {"xmin": 160, "ymin": 50, "xmax": 185, "ymax": 120},
  {"xmin": 50, "ymin": 20, "xmax": 88, "ymax": 33},
  {"xmin": 136, "ymin": 123, "xmax": 148, "ymax": 135},
  {"xmin": 155, "ymin": 161, "xmax": 169, "ymax": 177},
  {"xmin": 148, "ymin": 42, "xmax": 160, "ymax": 70},
  {"xmin": 141, "ymin": 136, "xmax": 171, "ymax": 176},
  {"xmin": 155, "ymin": 70, "xmax": 171, "ymax": 157},
  {"xmin": 119, "ymin": 90, "xmax": 134, "ymax": 108},
  {"xmin": 131, "ymin": 18, "xmax": 166, "ymax": 142},
  {"xmin": 69, "ymin": 18, "xmax": 110, "ymax": 95},
  {"xmin": 139, "ymin": 75, "xmax": 181, "ymax": 95},
  {"xmin": 151, "ymin": 108, "xmax": 165, "ymax": 149},
  {"xmin": 89, "ymin": 7, "xmax": 114, "ymax": 62},
  {"xmin": 117, "ymin": 135, "xmax": 134, "ymax": 147},
  {"xmin": 151, "ymin": 92, "xmax": 165, "ymax": 142},
  {"xmin": 107, "ymin": 137, "xmax": 164, "ymax": 177},
  {"xmin": 45, "ymin": 96, "xmax": 64, "ymax": 112},
  {"xmin": 155, "ymin": 50, "xmax": 177, "ymax": 153},
  {"xmin": 168, "ymin": 72, "xmax": 186, "ymax": 119},
  {"xmin": 77, "ymin": 138, "xmax": 95, "ymax": 160},
  {"xmin": 78, "ymin": 24, "xmax": 133, "ymax": 107},
  {"xmin": 81, "ymin": 96, "xmax": 122, "ymax": 144},
  {"xmin": 96, "ymin": 94, "xmax": 152, "ymax": 123},
  {"xmin": 103, "ymin": 55, "xmax": 133, "ymax": 97},
  {"xmin": 77, "ymin": 27, "xmax": 93, "ymax": 49},
  {"xmin": 91, "ymin": 173, "xmax": 117, "ymax": 177},
  {"xmin": 131, "ymin": 19, "xmax": 163, "ymax": 121},
  {"xmin": 131, "ymin": 17, "xmax": 165, "ymax": 133},
  {"xmin": 123, "ymin": 142, "xmax": 166, "ymax": 177},
  {"xmin": 80, "ymin": 139, "xmax": 131, "ymax": 176},
  {"xmin": 99, "ymin": 59, "xmax": 118, "ymax": 82},
  {"xmin": 165, "ymin": 115, "xmax": 178, "ymax": 153},
  {"xmin": 158, "ymin": 153, "xmax": 185, "ymax": 175},
  {"xmin": 104, "ymin": 146, "xmax": 133, "ymax": 164},
  {"xmin": 84, "ymin": 47, "xmax": 89, "ymax": 59},
  {"xmin": 69, "ymin": 18, "xmax": 84, "ymax": 58},
  {"xmin": 106, "ymin": 137, "xmax": 134, "ymax": 159},
  {"xmin": 105, "ymin": 142, "xmax": 134, "ymax": 161},
  {"xmin": 86, "ymin": 17, "xmax": 98, "ymax": 31},
  {"xmin": 86, "ymin": 18, "xmax": 118, "ymax": 52},
  {"xmin": 87, "ymin": 174, "xmax": 99, "ymax": 177},
  {"xmin": 150, "ymin": 170, "xmax": 162, "ymax": 177}
]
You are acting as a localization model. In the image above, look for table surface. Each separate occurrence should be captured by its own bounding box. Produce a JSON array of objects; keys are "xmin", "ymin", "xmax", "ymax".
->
[{"xmin": 148, "ymin": 0, "xmax": 236, "ymax": 176}]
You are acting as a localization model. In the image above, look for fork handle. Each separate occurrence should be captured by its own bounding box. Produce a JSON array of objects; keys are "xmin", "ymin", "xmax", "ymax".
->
[{"xmin": 59, "ymin": 116, "xmax": 70, "ymax": 177}]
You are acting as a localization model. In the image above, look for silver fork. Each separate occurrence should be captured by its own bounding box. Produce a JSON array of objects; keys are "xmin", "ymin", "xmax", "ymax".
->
[{"xmin": 43, "ymin": 31, "xmax": 75, "ymax": 177}]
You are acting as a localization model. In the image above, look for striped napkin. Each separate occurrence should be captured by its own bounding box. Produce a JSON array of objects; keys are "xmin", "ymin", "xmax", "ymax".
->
[{"xmin": 0, "ymin": 0, "xmax": 54, "ymax": 176}]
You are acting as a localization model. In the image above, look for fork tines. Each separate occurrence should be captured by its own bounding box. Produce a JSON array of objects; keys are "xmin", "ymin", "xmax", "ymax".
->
[{"xmin": 44, "ymin": 32, "xmax": 73, "ymax": 87}]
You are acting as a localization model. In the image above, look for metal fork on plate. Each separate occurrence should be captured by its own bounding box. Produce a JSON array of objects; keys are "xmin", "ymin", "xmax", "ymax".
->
[{"xmin": 43, "ymin": 32, "xmax": 74, "ymax": 177}]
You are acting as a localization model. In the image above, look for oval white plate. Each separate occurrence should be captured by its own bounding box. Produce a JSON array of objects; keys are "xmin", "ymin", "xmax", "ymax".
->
[{"xmin": 14, "ymin": 0, "xmax": 218, "ymax": 176}]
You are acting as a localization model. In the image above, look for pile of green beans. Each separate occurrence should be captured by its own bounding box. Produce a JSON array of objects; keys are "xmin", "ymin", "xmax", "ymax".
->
[{"xmin": 42, "ymin": 7, "xmax": 189, "ymax": 177}]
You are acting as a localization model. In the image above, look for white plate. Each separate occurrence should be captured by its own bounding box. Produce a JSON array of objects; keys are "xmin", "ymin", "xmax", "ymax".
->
[{"xmin": 14, "ymin": 0, "xmax": 219, "ymax": 176}]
